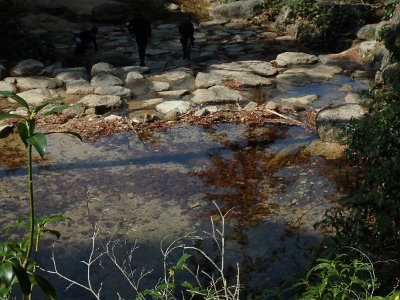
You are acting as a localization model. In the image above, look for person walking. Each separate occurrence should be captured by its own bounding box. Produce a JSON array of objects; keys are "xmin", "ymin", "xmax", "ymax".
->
[
  {"xmin": 74, "ymin": 27, "xmax": 99, "ymax": 55},
  {"xmin": 179, "ymin": 16, "xmax": 194, "ymax": 60},
  {"xmin": 127, "ymin": 9, "xmax": 152, "ymax": 66}
]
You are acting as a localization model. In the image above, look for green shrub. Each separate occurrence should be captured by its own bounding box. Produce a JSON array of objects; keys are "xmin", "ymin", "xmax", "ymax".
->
[
  {"xmin": 317, "ymin": 88, "xmax": 400, "ymax": 253},
  {"xmin": 293, "ymin": 253, "xmax": 380, "ymax": 300}
]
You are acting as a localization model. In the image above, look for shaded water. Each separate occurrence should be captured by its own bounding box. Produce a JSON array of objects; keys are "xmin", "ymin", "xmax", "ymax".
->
[{"xmin": 0, "ymin": 121, "xmax": 351, "ymax": 299}]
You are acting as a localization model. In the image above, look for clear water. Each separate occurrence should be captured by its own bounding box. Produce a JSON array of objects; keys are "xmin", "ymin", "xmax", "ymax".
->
[{"xmin": 0, "ymin": 122, "xmax": 351, "ymax": 299}]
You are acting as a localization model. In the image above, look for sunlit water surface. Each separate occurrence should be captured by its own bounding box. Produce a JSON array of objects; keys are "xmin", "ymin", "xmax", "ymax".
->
[{"xmin": 0, "ymin": 121, "xmax": 351, "ymax": 299}]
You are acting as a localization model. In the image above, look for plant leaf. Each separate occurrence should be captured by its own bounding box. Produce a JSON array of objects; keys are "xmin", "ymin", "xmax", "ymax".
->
[
  {"xmin": 0, "ymin": 91, "xmax": 30, "ymax": 112},
  {"xmin": 0, "ymin": 262, "xmax": 14, "ymax": 286},
  {"xmin": 175, "ymin": 253, "xmax": 191, "ymax": 270},
  {"xmin": 27, "ymin": 132, "xmax": 47, "ymax": 158},
  {"xmin": 33, "ymin": 98, "xmax": 63, "ymax": 115},
  {"xmin": 42, "ymin": 105, "xmax": 71, "ymax": 116},
  {"xmin": 0, "ymin": 113, "xmax": 22, "ymax": 121},
  {"xmin": 30, "ymin": 274, "xmax": 57, "ymax": 300},
  {"xmin": 17, "ymin": 122, "xmax": 29, "ymax": 147},
  {"xmin": 41, "ymin": 229, "xmax": 61, "ymax": 240},
  {"xmin": 10, "ymin": 261, "xmax": 31, "ymax": 295},
  {"xmin": 46, "ymin": 131, "xmax": 83, "ymax": 142}
]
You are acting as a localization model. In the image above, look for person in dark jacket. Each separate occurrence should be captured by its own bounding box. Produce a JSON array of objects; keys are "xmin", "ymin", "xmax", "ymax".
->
[
  {"xmin": 179, "ymin": 16, "xmax": 194, "ymax": 60},
  {"xmin": 127, "ymin": 10, "xmax": 152, "ymax": 66},
  {"xmin": 74, "ymin": 27, "xmax": 98, "ymax": 55}
]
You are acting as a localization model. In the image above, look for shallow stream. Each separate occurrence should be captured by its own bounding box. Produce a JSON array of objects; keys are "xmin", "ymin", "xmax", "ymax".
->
[{"xmin": 1, "ymin": 119, "xmax": 353, "ymax": 299}]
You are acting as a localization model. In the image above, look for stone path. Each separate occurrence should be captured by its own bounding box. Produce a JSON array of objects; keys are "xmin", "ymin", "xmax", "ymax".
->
[{"xmin": 0, "ymin": 14, "xmax": 372, "ymax": 143}]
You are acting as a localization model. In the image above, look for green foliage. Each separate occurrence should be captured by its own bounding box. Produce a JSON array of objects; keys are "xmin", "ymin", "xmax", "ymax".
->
[
  {"xmin": 293, "ymin": 253, "xmax": 379, "ymax": 300},
  {"xmin": 317, "ymin": 90, "xmax": 400, "ymax": 252},
  {"xmin": 287, "ymin": 0, "xmax": 325, "ymax": 25},
  {"xmin": 382, "ymin": 0, "xmax": 400, "ymax": 20},
  {"xmin": 381, "ymin": 22, "xmax": 400, "ymax": 62},
  {"xmin": 254, "ymin": 0, "xmax": 284, "ymax": 18},
  {"xmin": 0, "ymin": 91, "xmax": 81, "ymax": 299},
  {"xmin": 0, "ymin": 216, "xmax": 62, "ymax": 299},
  {"xmin": 138, "ymin": 253, "xmax": 193, "ymax": 300}
]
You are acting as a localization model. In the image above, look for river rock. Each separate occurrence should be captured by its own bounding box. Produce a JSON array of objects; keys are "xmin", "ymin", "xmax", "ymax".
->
[
  {"xmin": 213, "ymin": 0, "xmax": 260, "ymax": 20},
  {"xmin": 94, "ymin": 85, "xmax": 131, "ymax": 97},
  {"xmin": 126, "ymin": 72, "xmax": 144, "ymax": 84},
  {"xmin": 16, "ymin": 88, "xmax": 57, "ymax": 105},
  {"xmin": 156, "ymin": 100, "xmax": 191, "ymax": 118},
  {"xmin": 151, "ymin": 81, "xmax": 170, "ymax": 92},
  {"xmin": 78, "ymin": 94, "xmax": 122, "ymax": 114},
  {"xmin": 55, "ymin": 68, "xmax": 89, "ymax": 83},
  {"xmin": 90, "ymin": 72, "xmax": 123, "ymax": 87},
  {"xmin": 277, "ymin": 64, "xmax": 342, "ymax": 86},
  {"xmin": 357, "ymin": 23, "xmax": 382, "ymax": 41},
  {"xmin": 279, "ymin": 94, "xmax": 319, "ymax": 109},
  {"xmin": 209, "ymin": 60, "xmax": 278, "ymax": 77},
  {"xmin": 66, "ymin": 79, "xmax": 94, "ymax": 95},
  {"xmin": 157, "ymin": 90, "xmax": 190, "ymax": 97},
  {"xmin": 316, "ymin": 104, "xmax": 368, "ymax": 141},
  {"xmin": 211, "ymin": 69, "xmax": 273, "ymax": 87},
  {"xmin": 10, "ymin": 59, "xmax": 44, "ymax": 77},
  {"xmin": 191, "ymin": 85, "xmax": 244, "ymax": 104},
  {"xmin": 0, "ymin": 81, "xmax": 17, "ymax": 94},
  {"xmin": 151, "ymin": 69, "xmax": 194, "ymax": 86},
  {"xmin": 129, "ymin": 98, "xmax": 164, "ymax": 110},
  {"xmin": 359, "ymin": 40, "xmax": 387, "ymax": 72},
  {"xmin": 4, "ymin": 76, "xmax": 63, "ymax": 91},
  {"xmin": 275, "ymin": 52, "xmax": 319, "ymax": 66},
  {"xmin": 91, "ymin": 62, "xmax": 114, "ymax": 75}
]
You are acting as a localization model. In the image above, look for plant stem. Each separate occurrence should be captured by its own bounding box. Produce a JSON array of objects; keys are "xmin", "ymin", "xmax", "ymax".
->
[{"xmin": 23, "ymin": 143, "xmax": 34, "ymax": 270}]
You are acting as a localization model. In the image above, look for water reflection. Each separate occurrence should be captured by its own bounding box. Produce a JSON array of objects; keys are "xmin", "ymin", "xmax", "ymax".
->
[{"xmin": 0, "ymin": 123, "xmax": 350, "ymax": 298}]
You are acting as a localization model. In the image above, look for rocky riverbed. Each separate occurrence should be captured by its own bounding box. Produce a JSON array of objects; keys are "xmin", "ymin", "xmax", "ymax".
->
[{"xmin": 0, "ymin": 9, "xmax": 373, "ymax": 149}]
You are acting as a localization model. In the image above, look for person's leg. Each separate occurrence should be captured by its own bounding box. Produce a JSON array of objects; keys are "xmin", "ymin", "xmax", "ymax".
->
[
  {"xmin": 181, "ymin": 38, "xmax": 187, "ymax": 59},
  {"xmin": 137, "ymin": 38, "xmax": 147, "ymax": 66},
  {"xmin": 74, "ymin": 37, "xmax": 84, "ymax": 55},
  {"xmin": 186, "ymin": 41, "xmax": 191, "ymax": 60}
]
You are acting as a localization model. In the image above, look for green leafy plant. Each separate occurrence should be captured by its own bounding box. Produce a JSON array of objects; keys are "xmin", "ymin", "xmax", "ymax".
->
[
  {"xmin": 292, "ymin": 252, "xmax": 380, "ymax": 300},
  {"xmin": 0, "ymin": 91, "xmax": 81, "ymax": 299},
  {"xmin": 382, "ymin": 0, "xmax": 400, "ymax": 21},
  {"xmin": 316, "ymin": 93, "xmax": 400, "ymax": 253}
]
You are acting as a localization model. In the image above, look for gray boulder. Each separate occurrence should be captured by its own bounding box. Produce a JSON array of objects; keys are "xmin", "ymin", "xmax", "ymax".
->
[
  {"xmin": 10, "ymin": 59, "xmax": 44, "ymax": 77},
  {"xmin": 4, "ymin": 76, "xmax": 63, "ymax": 91},
  {"xmin": 191, "ymin": 85, "xmax": 244, "ymax": 104},
  {"xmin": 156, "ymin": 100, "xmax": 191, "ymax": 118},
  {"xmin": 91, "ymin": 72, "xmax": 123, "ymax": 87},
  {"xmin": 66, "ymin": 80, "xmax": 94, "ymax": 95},
  {"xmin": 16, "ymin": 89, "xmax": 57, "ymax": 106},
  {"xmin": 275, "ymin": 52, "xmax": 319, "ymax": 66},
  {"xmin": 78, "ymin": 94, "xmax": 122, "ymax": 114},
  {"xmin": 316, "ymin": 104, "xmax": 367, "ymax": 142},
  {"xmin": 213, "ymin": 0, "xmax": 260, "ymax": 20}
]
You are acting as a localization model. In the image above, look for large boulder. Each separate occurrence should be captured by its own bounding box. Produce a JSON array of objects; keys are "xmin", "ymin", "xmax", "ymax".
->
[
  {"xmin": 191, "ymin": 85, "xmax": 244, "ymax": 105},
  {"xmin": 213, "ymin": 0, "xmax": 260, "ymax": 20},
  {"xmin": 10, "ymin": 59, "xmax": 44, "ymax": 77},
  {"xmin": 316, "ymin": 104, "xmax": 368, "ymax": 142},
  {"xmin": 78, "ymin": 94, "xmax": 122, "ymax": 114}
]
